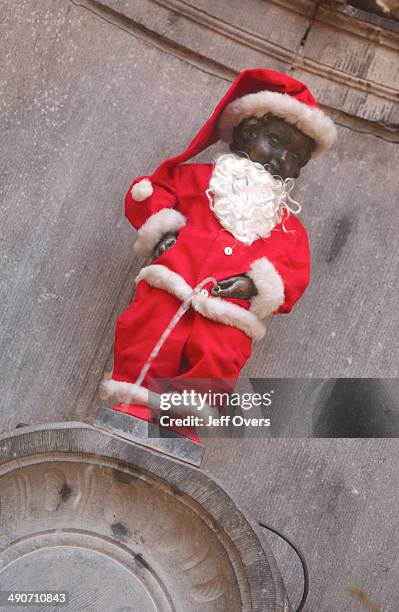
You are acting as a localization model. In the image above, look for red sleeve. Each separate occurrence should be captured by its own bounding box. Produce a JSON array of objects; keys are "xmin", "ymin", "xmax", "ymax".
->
[
  {"xmin": 124, "ymin": 166, "xmax": 180, "ymax": 230},
  {"xmin": 247, "ymin": 215, "xmax": 311, "ymax": 319},
  {"xmin": 273, "ymin": 219, "xmax": 311, "ymax": 314}
]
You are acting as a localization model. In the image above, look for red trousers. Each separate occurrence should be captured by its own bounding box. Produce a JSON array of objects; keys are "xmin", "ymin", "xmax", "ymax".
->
[{"xmin": 111, "ymin": 280, "xmax": 253, "ymax": 439}]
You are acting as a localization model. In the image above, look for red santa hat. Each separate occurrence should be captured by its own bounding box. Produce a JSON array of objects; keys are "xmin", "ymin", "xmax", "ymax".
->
[{"xmin": 149, "ymin": 68, "xmax": 336, "ymax": 183}]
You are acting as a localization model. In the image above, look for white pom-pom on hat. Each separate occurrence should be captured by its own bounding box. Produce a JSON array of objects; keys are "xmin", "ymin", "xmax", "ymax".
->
[{"xmin": 131, "ymin": 178, "xmax": 153, "ymax": 201}]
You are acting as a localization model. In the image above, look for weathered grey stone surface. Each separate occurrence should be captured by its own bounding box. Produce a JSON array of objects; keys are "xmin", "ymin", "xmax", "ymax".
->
[
  {"xmin": 1, "ymin": 1, "xmax": 398, "ymax": 611},
  {"xmin": 1, "ymin": 0, "xmax": 398, "ymax": 427},
  {"xmin": 203, "ymin": 437, "xmax": 399, "ymax": 612}
]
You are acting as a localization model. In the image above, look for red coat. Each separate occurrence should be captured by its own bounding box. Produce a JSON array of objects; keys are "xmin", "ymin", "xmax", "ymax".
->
[
  {"xmin": 126, "ymin": 162, "xmax": 311, "ymax": 342},
  {"xmin": 102, "ymin": 67, "xmax": 335, "ymax": 438}
]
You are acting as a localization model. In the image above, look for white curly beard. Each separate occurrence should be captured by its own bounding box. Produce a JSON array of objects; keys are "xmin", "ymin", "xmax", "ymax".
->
[{"xmin": 206, "ymin": 153, "xmax": 294, "ymax": 245}]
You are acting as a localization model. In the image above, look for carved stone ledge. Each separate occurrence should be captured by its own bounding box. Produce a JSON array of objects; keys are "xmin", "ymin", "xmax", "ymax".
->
[
  {"xmin": 344, "ymin": 1, "xmax": 399, "ymax": 24},
  {"xmin": 73, "ymin": 0, "xmax": 399, "ymax": 127}
]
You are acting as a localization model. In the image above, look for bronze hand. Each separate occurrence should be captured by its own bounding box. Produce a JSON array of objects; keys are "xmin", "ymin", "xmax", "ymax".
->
[
  {"xmin": 211, "ymin": 274, "xmax": 258, "ymax": 300},
  {"xmin": 152, "ymin": 232, "xmax": 178, "ymax": 259}
]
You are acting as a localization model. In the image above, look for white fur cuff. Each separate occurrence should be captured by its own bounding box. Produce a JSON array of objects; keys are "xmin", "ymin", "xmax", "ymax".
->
[
  {"xmin": 247, "ymin": 257, "xmax": 285, "ymax": 319},
  {"xmin": 133, "ymin": 208, "xmax": 187, "ymax": 258},
  {"xmin": 131, "ymin": 178, "xmax": 153, "ymax": 201}
]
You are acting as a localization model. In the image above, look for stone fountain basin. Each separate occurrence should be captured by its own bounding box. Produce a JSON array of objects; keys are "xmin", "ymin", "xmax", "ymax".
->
[{"xmin": 0, "ymin": 423, "xmax": 289, "ymax": 611}]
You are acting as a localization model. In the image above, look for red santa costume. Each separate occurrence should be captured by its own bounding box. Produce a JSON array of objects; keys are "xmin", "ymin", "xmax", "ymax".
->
[{"xmin": 102, "ymin": 69, "xmax": 336, "ymax": 440}]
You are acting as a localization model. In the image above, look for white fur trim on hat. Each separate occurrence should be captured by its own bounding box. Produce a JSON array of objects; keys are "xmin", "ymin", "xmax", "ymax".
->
[
  {"xmin": 218, "ymin": 90, "xmax": 337, "ymax": 156},
  {"xmin": 131, "ymin": 178, "xmax": 154, "ymax": 201},
  {"xmin": 136, "ymin": 264, "xmax": 266, "ymax": 341},
  {"xmin": 133, "ymin": 209, "xmax": 187, "ymax": 258},
  {"xmin": 247, "ymin": 257, "xmax": 285, "ymax": 318}
]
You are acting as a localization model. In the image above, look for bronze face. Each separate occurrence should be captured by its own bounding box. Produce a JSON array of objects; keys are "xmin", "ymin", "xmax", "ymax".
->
[{"xmin": 229, "ymin": 113, "xmax": 316, "ymax": 179}]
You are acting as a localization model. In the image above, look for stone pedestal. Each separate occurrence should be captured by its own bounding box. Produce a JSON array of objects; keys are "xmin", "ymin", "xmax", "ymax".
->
[{"xmin": 93, "ymin": 406, "xmax": 205, "ymax": 466}]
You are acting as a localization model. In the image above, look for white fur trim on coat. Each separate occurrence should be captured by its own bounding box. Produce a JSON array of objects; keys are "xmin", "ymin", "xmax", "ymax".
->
[
  {"xmin": 133, "ymin": 209, "xmax": 187, "ymax": 258},
  {"xmin": 218, "ymin": 91, "xmax": 337, "ymax": 156},
  {"xmin": 191, "ymin": 292, "xmax": 265, "ymax": 341},
  {"xmin": 101, "ymin": 374, "xmax": 218, "ymax": 419},
  {"xmin": 131, "ymin": 178, "xmax": 153, "ymax": 201},
  {"xmin": 135, "ymin": 264, "xmax": 192, "ymax": 301},
  {"xmin": 247, "ymin": 257, "xmax": 285, "ymax": 319},
  {"xmin": 101, "ymin": 377, "xmax": 149, "ymax": 406},
  {"xmin": 136, "ymin": 264, "xmax": 266, "ymax": 341}
]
